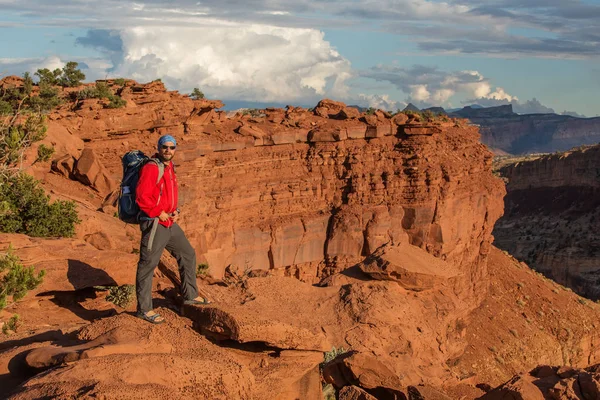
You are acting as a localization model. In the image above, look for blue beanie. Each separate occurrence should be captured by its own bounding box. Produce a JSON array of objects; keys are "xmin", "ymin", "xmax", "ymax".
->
[{"xmin": 158, "ymin": 135, "xmax": 177, "ymax": 150}]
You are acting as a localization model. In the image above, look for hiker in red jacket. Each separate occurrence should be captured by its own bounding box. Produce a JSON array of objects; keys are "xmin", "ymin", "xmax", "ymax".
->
[{"xmin": 135, "ymin": 134, "xmax": 210, "ymax": 324}]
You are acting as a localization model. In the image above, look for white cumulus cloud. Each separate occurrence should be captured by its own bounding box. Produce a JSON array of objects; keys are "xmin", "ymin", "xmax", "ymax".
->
[
  {"xmin": 357, "ymin": 93, "xmax": 405, "ymax": 111},
  {"xmin": 110, "ymin": 24, "xmax": 351, "ymax": 102}
]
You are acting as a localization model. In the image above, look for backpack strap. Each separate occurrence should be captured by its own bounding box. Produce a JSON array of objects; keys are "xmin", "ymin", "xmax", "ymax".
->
[
  {"xmin": 143, "ymin": 158, "xmax": 165, "ymax": 252},
  {"xmin": 147, "ymin": 158, "xmax": 165, "ymax": 185}
]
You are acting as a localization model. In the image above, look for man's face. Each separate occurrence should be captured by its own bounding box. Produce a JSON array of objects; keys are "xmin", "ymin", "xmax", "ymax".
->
[{"xmin": 159, "ymin": 141, "xmax": 176, "ymax": 162}]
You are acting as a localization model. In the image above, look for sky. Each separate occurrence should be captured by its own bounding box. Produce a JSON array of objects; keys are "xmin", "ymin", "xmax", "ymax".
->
[{"xmin": 0, "ymin": 0, "xmax": 599, "ymax": 116}]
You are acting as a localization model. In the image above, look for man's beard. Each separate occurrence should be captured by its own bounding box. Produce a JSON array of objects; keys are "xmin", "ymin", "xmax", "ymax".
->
[{"xmin": 160, "ymin": 154, "xmax": 173, "ymax": 162}]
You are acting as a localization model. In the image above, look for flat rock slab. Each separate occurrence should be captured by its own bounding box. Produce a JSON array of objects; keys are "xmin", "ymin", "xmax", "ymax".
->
[
  {"xmin": 360, "ymin": 243, "xmax": 459, "ymax": 291},
  {"xmin": 182, "ymin": 276, "xmax": 337, "ymax": 351},
  {"xmin": 0, "ymin": 234, "xmax": 138, "ymax": 292}
]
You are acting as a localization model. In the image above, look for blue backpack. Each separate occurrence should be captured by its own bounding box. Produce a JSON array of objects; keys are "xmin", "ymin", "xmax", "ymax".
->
[{"xmin": 118, "ymin": 150, "xmax": 164, "ymax": 224}]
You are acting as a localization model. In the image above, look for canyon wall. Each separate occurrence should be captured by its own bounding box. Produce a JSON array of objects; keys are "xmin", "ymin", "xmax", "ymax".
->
[
  {"xmin": 452, "ymin": 105, "xmax": 600, "ymax": 154},
  {"xmin": 42, "ymin": 79, "xmax": 504, "ymax": 291},
  {"xmin": 494, "ymin": 145, "xmax": 600, "ymax": 298}
]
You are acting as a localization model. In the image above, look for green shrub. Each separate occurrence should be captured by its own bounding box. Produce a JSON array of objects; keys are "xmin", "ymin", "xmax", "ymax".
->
[
  {"xmin": 2, "ymin": 314, "xmax": 20, "ymax": 334},
  {"xmin": 35, "ymin": 63, "xmax": 85, "ymax": 88},
  {"xmin": 0, "ymin": 173, "xmax": 80, "ymax": 237},
  {"xmin": 1, "ymin": 113, "xmax": 47, "ymax": 165},
  {"xmin": 0, "ymin": 101, "xmax": 12, "ymax": 116},
  {"xmin": 422, "ymin": 110, "xmax": 435, "ymax": 122},
  {"xmin": 365, "ymin": 107, "xmax": 376, "ymax": 115},
  {"xmin": 0, "ymin": 245, "xmax": 45, "ymax": 311},
  {"xmin": 22, "ymin": 72, "xmax": 33, "ymax": 96},
  {"xmin": 29, "ymin": 83, "xmax": 62, "ymax": 113},
  {"xmin": 35, "ymin": 68, "xmax": 61, "ymax": 86},
  {"xmin": 105, "ymin": 284, "xmax": 135, "ymax": 308},
  {"xmin": 58, "ymin": 61, "xmax": 85, "ymax": 87},
  {"xmin": 36, "ymin": 144, "xmax": 55, "ymax": 162},
  {"xmin": 322, "ymin": 384, "xmax": 335, "ymax": 400},
  {"xmin": 75, "ymin": 82, "xmax": 126, "ymax": 108},
  {"xmin": 196, "ymin": 263, "xmax": 209, "ymax": 277},
  {"xmin": 114, "ymin": 78, "xmax": 126, "ymax": 86},
  {"xmin": 322, "ymin": 346, "xmax": 348, "ymax": 364},
  {"xmin": 190, "ymin": 87, "xmax": 205, "ymax": 100},
  {"xmin": 106, "ymin": 95, "xmax": 126, "ymax": 109}
]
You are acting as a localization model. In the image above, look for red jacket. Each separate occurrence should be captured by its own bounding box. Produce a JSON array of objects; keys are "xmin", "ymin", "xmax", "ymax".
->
[{"xmin": 136, "ymin": 159, "xmax": 178, "ymax": 228}]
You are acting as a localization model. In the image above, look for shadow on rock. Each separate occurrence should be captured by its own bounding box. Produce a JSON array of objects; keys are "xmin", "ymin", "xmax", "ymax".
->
[
  {"xmin": 66, "ymin": 259, "xmax": 117, "ymax": 289},
  {"xmin": 38, "ymin": 288, "xmax": 117, "ymax": 322},
  {"xmin": 36, "ymin": 259, "xmax": 121, "ymax": 322}
]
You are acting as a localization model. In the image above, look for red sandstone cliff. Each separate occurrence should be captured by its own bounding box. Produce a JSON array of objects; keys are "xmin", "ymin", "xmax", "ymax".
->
[{"xmin": 31, "ymin": 80, "xmax": 505, "ymax": 290}]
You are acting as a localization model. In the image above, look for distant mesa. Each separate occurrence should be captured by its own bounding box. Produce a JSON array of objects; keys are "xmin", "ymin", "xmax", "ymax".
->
[
  {"xmin": 421, "ymin": 106, "xmax": 446, "ymax": 115},
  {"xmin": 450, "ymin": 104, "xmax": 516, "ymax": 119}
]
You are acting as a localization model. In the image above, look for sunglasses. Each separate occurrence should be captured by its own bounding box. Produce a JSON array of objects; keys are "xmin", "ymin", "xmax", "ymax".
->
[{"xmin": 161, "ymin": 145, "xmax": 176, "ymax": 150}]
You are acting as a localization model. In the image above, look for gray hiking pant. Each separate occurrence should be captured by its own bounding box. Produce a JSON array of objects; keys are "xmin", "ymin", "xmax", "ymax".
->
[{"xmin": 136, "ymin": 220, "xmax": 198, "ymax": 313}]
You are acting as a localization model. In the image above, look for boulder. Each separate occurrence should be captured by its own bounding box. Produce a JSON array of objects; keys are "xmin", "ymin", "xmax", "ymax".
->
[
  {"xmin": 480, "ymin": 375, "xmax": 545, "ymax": 400},
  {"xmin": 314, "ymin": 99, "xmax": 347, "ymax": 118},
  {"xmin": 51, "ymin": 153, "xmax": 76, "ymax": 178},
  {"xmin": 322, "ymin": 352, "xmax": 405, "ymax": 399},
  {"xmin": 339, "ymin": 386, "xmax": 378, "ymax": 400},
  {"xmin": 72, "ymin": 148, "xmax": 118, "ymax": 196},
  {"xmin": 331, "ymin": 107, "xmax": 361, "ymax": 120},
  {"xmin": 359, "ymin": 242, "xmax": 458, "ymax": 291},
  {"xmin": 392, "ymin": 113, "xmax": 409, "ymax": 125}
]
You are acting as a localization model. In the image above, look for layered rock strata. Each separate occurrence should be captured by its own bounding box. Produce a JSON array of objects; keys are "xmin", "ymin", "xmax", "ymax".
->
[
  {"xmin": 452, "ymin": 104, "xmax": 600, "ymax": 154},
  {"xmin": 38, "ymin": 81, "xmax": 504, "ymax": 290},
  {"xmin": 493, "ymin": 144, "xmax": 600, "ymax": 298}
]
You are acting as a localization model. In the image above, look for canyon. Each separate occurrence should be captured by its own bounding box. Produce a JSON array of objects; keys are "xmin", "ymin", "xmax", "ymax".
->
[
  {"xmin": 494, "ymin": 144, "xmax": 600, "ymax": 299},
  {"xmin": 450, "ymin": 105, "xmax": 600, "ymax": 155},
  {"xmin": 1, "ymin": 77, "xmax": 600, "ymax": 399}
]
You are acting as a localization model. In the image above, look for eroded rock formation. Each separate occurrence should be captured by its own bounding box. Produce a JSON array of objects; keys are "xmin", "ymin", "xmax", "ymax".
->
[
  {"xmin": 494, "ymin": 144, "xmax": 600, "ymax": 299},
  {"xmin": 33, "ymin": 80, "xmax": 504, "ymax": 291},
  {"xmin": 451, "ymin": 104, "xmax": 600, "ymax": 154}
]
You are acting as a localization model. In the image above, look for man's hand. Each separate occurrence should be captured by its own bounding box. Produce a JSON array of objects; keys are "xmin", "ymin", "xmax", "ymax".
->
[
  {"xmin": 158, "ymin": 211, "xmax": 170, "ymax": 222},
  {"xmin": 170, "ymin": 209, "xmax": 180, "ymax": 223}
]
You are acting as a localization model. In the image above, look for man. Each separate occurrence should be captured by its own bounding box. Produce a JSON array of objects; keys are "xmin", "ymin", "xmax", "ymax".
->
[{"xmin": 135, "ymin": 134, "xmax": 210, "ymax": 324}]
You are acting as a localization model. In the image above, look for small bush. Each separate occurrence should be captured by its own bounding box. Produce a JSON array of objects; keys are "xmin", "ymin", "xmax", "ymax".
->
[
  {"xmin": 0, "ymin": 173, "xmax": 80, "ymax": 237},
  {"xmin": 35, "ymin": 68, "xmax": 61, "ymax": 86},
  {"xmin": 22, "ymin": 72, "xmax": 33, "ymax": 96},
  {"xmin": 0, "ymin": 101, "xmax": 12, "ymax": 116},
  {"xmin": 105, "ymin": 284, "xmax": 135, "ymax": 308},
  {"xmin": 114, "ymin": 78, "xmax": 126, "ymax": 86},
  {"xmin": 196, "ymin": 263, "xmax": 209, "ymax": 277},
  {"xmin": 422, "ymin": 110, "xmax": 435, "ymax": 122},
  {"xmin": 0, "ymin": 245, "xmax": 45, "ymax": 310},
  {"xmin": 365, "ymin": 107, "xmax": 376, "ymax": 115},
  {"xmin": 28, "ymin": 83, "xmax": 62, "ymax": 113},
  {"xmin": 106, "ymin": 95, "xmax": 126, "ymax": 109},
  {"xmin": 240, "ymin": 109, "xmax": 263, "ymax": 118},
  {"xmin": 190, "ymin": 87, "xmax": 205, "ymax": 100},
  {"xmin": 2, "ymin": 314, "xmax": 20, "ymax": 334},
  {"xmin": 58, "ymin": 61, "xmax": 86, "ymax": 87},
  {"xmin": 322, "ymin": 384, "xmax": 336, "ymax": 400},
  {"xmin": 75, "ymin": 82, "xmax": 126, "ymax": 108},
  {"xmin": 36, "ymin": 144, "xmax": 55, "ymax": 162},
  {"xmin": 1, "ymin": 113, "xmax": 47, "ymax": 165},
  {"xmin": 322, "ymin": 346, "xmax": 348, "ymax": 364}
]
